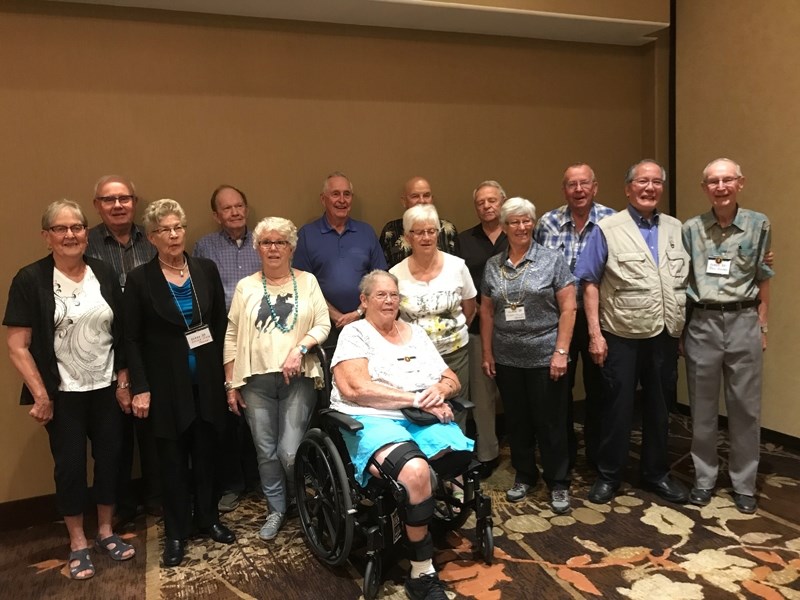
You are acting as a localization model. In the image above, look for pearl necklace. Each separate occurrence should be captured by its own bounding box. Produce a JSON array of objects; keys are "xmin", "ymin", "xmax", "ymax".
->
[
  {"xmin": 261, "ymin": 269, "xmax": 299, "ymax": 333},
  {"xmin": 159, "ymin": 257, "xmax": 188, "ymax": 277}
]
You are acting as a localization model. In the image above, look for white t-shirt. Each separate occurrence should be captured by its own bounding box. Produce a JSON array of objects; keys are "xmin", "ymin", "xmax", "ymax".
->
[
  {"xmin": 329, "ymin": 319, "xmax": 448, "ymax": 419},
  {"xmin": 390, "ymin": 252, "xmax": 477, "ymax": 355},
  {"xmin": 53, "ymin": 266, "xmax": 115, "ymax": 391}
]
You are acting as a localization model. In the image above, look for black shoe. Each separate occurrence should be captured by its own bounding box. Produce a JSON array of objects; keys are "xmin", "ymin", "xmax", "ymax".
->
[
  {"xmin": 477, "ymin": 457, "xmax": 499, "ymax": 479},
  {"xmin": 404, "ymin": 572, "xmax": 448, "ymax": 600},
  {"xmin": 199, "ymin": 522, "xmax": 236, "ymax": 544},
  {"xmin": 642, "ymin": 477, "xmax": 689, "ymax": 504},
  {"xmin": 733, "ymin": 492, "xmax": 757, "ymax": 514},
  {"xmin": 588, "ymin": 480, "xmax": 618, "ymax": 504},
  {"xmin": 162, "ymin": 538, "xmax": 185, "ymax": 567},
  {"xmin": 689, "ymin": 487, "xmax": 714, "ymax": 506}
]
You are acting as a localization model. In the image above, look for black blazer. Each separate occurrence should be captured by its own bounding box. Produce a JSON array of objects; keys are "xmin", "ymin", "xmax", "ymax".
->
[
  {"xmin": 124, "ymin": 254, "xmax": 227, "ymax": 440},
  {"xmin": 3, "ymin": 254, "xmax": 125, "ymax": 405}
]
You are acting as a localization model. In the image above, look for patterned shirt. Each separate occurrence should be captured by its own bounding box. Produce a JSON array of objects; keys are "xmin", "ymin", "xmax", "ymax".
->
[
  {"xmin": 534, "ymin": 202, "xmax": 615, "ymax": 306},
  {"xmin": 86, "ymin": 223, "xmax": 155, "ymax": 291},
  {"xmin": 682, "ymin": 207, "xmax": 773, "ymax": 303},
  {"xmin": 193, "ymin": 228, "xmax": 261, "ymax": 311},
  {"xmin": 379, "ymin": 218, "xmax": 460, "ymax": 269}
]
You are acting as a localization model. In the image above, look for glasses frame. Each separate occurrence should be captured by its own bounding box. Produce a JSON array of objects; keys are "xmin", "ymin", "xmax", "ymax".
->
[
  {"xmin": 258, "ymin": 240, "xmax": 291, "ymax": 249},
  {"xmin": 47, "ymin": 224, "xmax": 87, "ymax": 236},
  {"xmin": 95, "ymin": 195, "xmax": 136, "ymax": 205},
  {"xmin": 152, "ymin": 225, "xmax": 186, "ymax": 236}
]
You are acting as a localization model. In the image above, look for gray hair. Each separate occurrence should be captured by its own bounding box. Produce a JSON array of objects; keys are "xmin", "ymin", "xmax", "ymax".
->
[
  {"xmin": 252, "ymin": 216, "xmax": 298, "ymax": 250},
  {"xmin": 402, "ymin": 204, "xmax": 439, "ymax": 235},
  {"xmin": 624, "ymin": 159, "xmax": 666, "ymax": 184},
  {"xmin": 562, "ymin": 163, "xmax": 597, "ymax": 187},
  {"xmin": 142, "ymin": 199, "xmax": 186, "ymax": 232},
  {"xmin": 359, "ymin": 270, "xmax": 398, "ymax": 296},
  {"xmin": 500, "ymin": 197, "xmax": 536, "ymax": 225},
  {"xmin": 702, "ymin": 158, "xmax": 743, "ymax": 180},
  {"xmin": 322, "ymin": 171, "xmax": 352, "ymax": 195},
  {"xmin": 42, "ymin": 199, "xmax": 87, "ymax": 230},
  {"xmin": 473, "ymin": 180, "xmax": 507, "ymax": 202},
  {"xmin": 94, "ymin": 174, "xmax": 136, "ymax": 198}
]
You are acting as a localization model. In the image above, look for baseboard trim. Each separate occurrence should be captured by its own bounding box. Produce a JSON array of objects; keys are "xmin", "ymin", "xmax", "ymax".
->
[{"xmin": 0, "ymin": 493, "xmax": 59, "ymax": 532}]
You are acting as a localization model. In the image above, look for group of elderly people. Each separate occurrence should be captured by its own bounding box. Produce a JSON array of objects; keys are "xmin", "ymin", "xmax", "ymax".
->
[{"xmin": 5, "ymin": 159, "xmax": 772, "ymax": 600}]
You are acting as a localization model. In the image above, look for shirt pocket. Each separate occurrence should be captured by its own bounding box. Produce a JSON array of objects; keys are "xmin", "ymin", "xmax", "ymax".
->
[
  {"xmin": 617, "ymin": 252, "xmax": 649, "ymax": 279},
  {"xmin": 666, "ymin": 250, "xmax": 688, "ymax": 279}
]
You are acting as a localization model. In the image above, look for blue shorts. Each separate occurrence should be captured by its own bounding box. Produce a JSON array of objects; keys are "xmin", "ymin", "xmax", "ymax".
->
[{"xmin": 342, "ymin": 415, "xmax": 475, "ymax": 487}]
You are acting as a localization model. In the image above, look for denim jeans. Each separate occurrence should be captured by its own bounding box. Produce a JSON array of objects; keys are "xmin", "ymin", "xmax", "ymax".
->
[{"xmin": 240, "ymin": 373, "xmax": 315, "ymax": 514}]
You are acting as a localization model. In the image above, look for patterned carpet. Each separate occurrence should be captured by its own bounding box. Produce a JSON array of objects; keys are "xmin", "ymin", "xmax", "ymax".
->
[{"xmin": 5, "ymin": 414, "xmax": 800, "ymax": 599}]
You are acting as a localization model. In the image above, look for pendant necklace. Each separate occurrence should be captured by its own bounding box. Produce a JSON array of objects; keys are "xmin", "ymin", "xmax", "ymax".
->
[
  {"xmin": 159, "ymin": 257, "xmax": 188, "ymax": 277},
  {"xmin": 500, "ymin": 259, "xmax": 530, "ymax": 310},
  {"xmin": 261, "ymin": 269, "xmax": 299, "ymax": 333}
]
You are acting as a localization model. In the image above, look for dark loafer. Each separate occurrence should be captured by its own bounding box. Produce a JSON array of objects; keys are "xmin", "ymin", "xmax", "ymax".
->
[
  {"xmin": 733, "ymin": 492, "xmax": 757, "ymax": 514},
  {"xmin": 642, "ymin": 477, "xmax": 689, "ymax": 504},
  {"xmin": 689, "ymin": 487, "xmax": 714, "ymax": 506},
  {"xmin": 478, "ymin": 457, "xmax": 499, "ymax": 479},
  {"xmin": 199, "ymin": 522, "xmax": 236, "ymax": 544},
  {"xmin": 588, "ymin": 480, "xmax": 618, "ymax": 504},
  {"xmin": 162, "ymin": 538, "xmax": 185, "ymax": 567}
]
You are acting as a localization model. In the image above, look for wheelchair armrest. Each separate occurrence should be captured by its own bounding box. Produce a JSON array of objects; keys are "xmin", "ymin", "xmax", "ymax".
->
[
  {"xmin": 450, "ymin": 396, "xmax": 474, "ymax": 411},
  {"xmin": 319, "ymin": 408, "xmax": 364, "ymax": 433}
]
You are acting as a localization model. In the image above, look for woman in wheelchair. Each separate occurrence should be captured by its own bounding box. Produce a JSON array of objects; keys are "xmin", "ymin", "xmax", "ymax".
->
[{"xmin": 329, "ymin": 270, "xmax": 474, "ymax": 600}]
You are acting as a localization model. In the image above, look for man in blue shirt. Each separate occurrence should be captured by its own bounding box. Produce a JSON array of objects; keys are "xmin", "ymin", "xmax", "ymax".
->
[
  {"xmin": 534, "ymin": 164, "xmax": 615, "ymax": 470},
  {"xmin": 294, "ymin": 172, "xmax": 387, "ymax": 350},
  {"xmin": 194, "ymin": 184, "xmax": 261, "ymax": 513}
]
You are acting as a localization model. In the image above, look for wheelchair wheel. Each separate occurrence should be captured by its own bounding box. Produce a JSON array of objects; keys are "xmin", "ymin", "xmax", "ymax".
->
[
  {"xmin": 479, "ymin": 522, "xmax": 494, "ymax": 564},
  {"xmin": 431, "ymin": 475, "xmax": 473, "ymax": 532},
  {"xmin": 294, "ymin": 428, "xmax": 354, "ymax": 567},
  {"xmin": 362, "ymin": 555, "xmax": 382, "ymax": 600}
]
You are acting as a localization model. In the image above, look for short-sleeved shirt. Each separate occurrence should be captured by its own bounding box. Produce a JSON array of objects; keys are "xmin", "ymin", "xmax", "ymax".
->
[
  {"xmin": 458, "ymin": 224, "xmax": 508, "ymax": 334},
  {"xmin": 86, "ymin": 223, "xmax": 156, "ymax": 291},
  {"xmin": 293, "ymin": 215, "xmax": 387, "ymax": 313},
  {"xmin": 329, "ymin": 320, "xmax": 448, "ymax": 419},
  {"xmin": 193, "ymin": 228, "xmax": 261, "ymax": 311},
  {"xmin": 379, "ymin": 218, "xmax": 460, "ymax": 269},
  {"xmin": 390, "ymin": 253, "xmax": 477, "ymax": 355},
  {"xmin": 534, "ymin": 202, "xmax": 616, "ymax": 306},
  {"xmin": 682, "ymin": 207, "xmax": 774, "ymax": 303},
  {"xmin": 481, "ymin": 242, "xmax": 574, "ymax": 368}
]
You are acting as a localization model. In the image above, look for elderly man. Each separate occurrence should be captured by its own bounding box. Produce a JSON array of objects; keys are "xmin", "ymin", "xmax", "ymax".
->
[
  {"xmin": 574, "ymin": 159, "xmax": 689, "ymax": 505},
  {"xmin": 194, "ymin": 185, "xmax": 261, "ymax": 514},
  {"xmin": 682, "ymin": 158, "xmax": 773, "ymax": 514},
  {"xmin": 457, "ymin": 180, "xmax": 507, "ymax": 477},
  {"xmin": 535, "ymin": 164, "xmax": 616, "ymax": 470},
  {"xmin": 379, "ymin": 176, "xmax": 460, "ymax": 268},
  {"xmin": 85, "ymin": 174, "xmax": 158, "ymax": 523},
  {"xmin": 294, "ymin": 171, "xmax": 386, "ymax": 350}
]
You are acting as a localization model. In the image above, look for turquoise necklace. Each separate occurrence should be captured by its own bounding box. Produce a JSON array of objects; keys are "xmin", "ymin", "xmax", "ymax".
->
[{"xmin": 261, "ymin": 269, "xmax": 299, "ymax": 333}]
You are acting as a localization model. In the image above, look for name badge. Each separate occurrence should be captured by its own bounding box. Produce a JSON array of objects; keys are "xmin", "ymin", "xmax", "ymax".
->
[
  {"xmin": 505, "ymin": 306, "xmax": 526, "ymax": 321},
  {"xmin": 706, "ymin": 257, "xmax": 731, "ymax": 275},
  {"xmin": 185, "ymin": 325, "xmax": 213, "ymax": 349}
]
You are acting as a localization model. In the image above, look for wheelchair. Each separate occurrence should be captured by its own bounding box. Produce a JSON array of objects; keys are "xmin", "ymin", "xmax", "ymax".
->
[{"xmin": 294, "ymin": 349, "xmax": 494, "ymax": 600}]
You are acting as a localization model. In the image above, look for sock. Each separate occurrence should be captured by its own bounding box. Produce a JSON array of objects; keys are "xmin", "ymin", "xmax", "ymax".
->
[{"xmin": 409, "ymin": 559, "xmax": 436, "ymax": 579}]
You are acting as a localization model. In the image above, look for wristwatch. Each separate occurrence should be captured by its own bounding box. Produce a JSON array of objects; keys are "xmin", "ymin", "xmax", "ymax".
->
[
  {"xmin": 760, "ymin": 324, "xmax": 768, "ymax": 334},
  {"xmin": 298, "ymin": 344, "xmax": 309, "ymax": 355},
  {"xmin": 555, "ymin": 348, "xmax": 568, "ymax": 356},
  {"xmin": 224, "ymin": 381, "xmax": 235, "ymax": 391}
]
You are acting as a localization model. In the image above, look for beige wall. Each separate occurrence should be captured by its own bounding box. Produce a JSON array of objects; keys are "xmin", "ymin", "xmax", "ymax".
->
[
  {"xmin": 675, "ymin": 1, "xmax": 799, "ymax": 437},
  {"xmin": 436, "ymin": 0, "xmax": 670, "ymax": 22},
  {"xmin": 0, "ymin": 2, "xmax": 660, "ymax": 503}
]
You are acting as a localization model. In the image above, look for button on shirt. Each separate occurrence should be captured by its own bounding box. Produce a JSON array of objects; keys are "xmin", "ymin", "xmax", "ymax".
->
[
  {"xmin": 682, "ymin": 207, "xmax": 773, "ymax": 303},
  {"xmin": 193, "ymin": 228, "xmax": 261, "ymax": 311},
  {"xmin": 458, "ymin": 224, "xmax": 508, "ymax": 334},
  {"xmin": 534, "ymin": 202, "xmax": 615, "ymax": 305},
  {"xmin": 86, "ymin": 223, "xmax": 156, "ymax": 291}
]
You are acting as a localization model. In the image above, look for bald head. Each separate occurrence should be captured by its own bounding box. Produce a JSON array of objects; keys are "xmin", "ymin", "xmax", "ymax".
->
[{"xmin": 401, "ymin": 177, "xmax": 433, "ymax": 209}]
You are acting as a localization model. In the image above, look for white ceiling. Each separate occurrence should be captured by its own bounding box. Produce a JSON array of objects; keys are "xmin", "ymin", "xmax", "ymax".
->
[{"xmin": 47, "ymin": 0, "xmax": 669, "ymax": 46}]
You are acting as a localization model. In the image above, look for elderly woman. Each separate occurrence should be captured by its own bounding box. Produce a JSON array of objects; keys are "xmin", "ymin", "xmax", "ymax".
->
[
  {"xmin": 331, "ymin": 270, "xmax": 473, "ymax": 600},
  {"xmin": 125, "ymin": 199, "xmax": 234, "ymax": 567},
  {"xmin": 389, "ymin": 204, "xmax": 477, "ymax": 432},
  {"xmin": 224, "ymin": 217, "xmax": 329, "ymax": 541},
  {"xmin": 480, "ymin": 197, "xmax": 576, "ymax": 514},
  {"xmin": 4, "ymin": 200, "xmax": 134, "ymax": 580}
]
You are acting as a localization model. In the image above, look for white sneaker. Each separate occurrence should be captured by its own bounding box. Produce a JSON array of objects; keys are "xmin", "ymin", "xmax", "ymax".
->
[
  {"xmin": 258, "ymin": 512, "xmax": 284, "ymax": 541},
  {"xmin": 551, "ymin": 489, "xmax": 571, "ymax": 514},
  {"xmin": 506, "ymin": 482, "xmax": 531, "ymax": 503}
]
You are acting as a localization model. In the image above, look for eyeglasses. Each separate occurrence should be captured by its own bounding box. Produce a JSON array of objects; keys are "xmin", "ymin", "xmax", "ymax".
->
[
  {"xmin": 258, "ymin": 240, "xmax": 290, "ymax": 249},
  {"xmin": 153, "ymin": 225, "xmax": 186, "ymax": 236},
  {"xmin": 371, "ymin": 291, "xmax": 400, "ymax": 301},
  {"xmin": 631, "ymin": 178, "xmax": 664, "ymax": 188},
  {"xmin": 96, "ymin": 195, "xmax": 135, "ymax": 205},
  {"xmin": 565, "ymin": 180, "xmax": 595, "ymax": 191},
  {"xmin": 48, "ymin": 224, "xmax": 86, "ymax": 236},
  {"xmin": 325, "ymin": 190, "xmax": 353, "ymax": 200},
  {"xmin": 704, "ymin": 176, "xmax": 740, "ymax": 188},
  {"xmin": 409, "ymin": 228, "xmax": 440, "ymax": 237},
  {"xmin": 506, "ymin": 219, "xmax": 533, "ymax": 229}
]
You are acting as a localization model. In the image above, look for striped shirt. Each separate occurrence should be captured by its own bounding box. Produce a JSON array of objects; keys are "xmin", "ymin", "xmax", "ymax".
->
[
  {"xmin": 193, "ymin": 228, "xmax": 261, "ymax": 311},
  {"xmin": 86, "ymin": 223, "xmax": 156, "ymax": 291}
]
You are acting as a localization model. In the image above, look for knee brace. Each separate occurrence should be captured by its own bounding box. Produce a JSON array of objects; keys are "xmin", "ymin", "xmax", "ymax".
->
[
  {"xmin": 406, "ymin": 531, "xmax": 434, "ymax": 562},
  {"xmin": 373, "ymin": 442, "xmax": 435, "ymax": 526}
]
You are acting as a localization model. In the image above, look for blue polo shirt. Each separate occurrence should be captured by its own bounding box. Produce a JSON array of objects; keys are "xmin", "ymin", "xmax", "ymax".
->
[{"xmin": 293, "ymin": 214, "xmax": 387, "ymax": 313}]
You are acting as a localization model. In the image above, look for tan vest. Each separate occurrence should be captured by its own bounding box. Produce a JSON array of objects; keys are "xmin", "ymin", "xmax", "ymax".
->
[{"xmin": 597, "ymin": 210, "xmax": 688, "ymax": 339}]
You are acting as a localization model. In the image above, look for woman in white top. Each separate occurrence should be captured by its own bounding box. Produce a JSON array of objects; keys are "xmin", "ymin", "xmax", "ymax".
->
[
  {"xmin": 389, "ymin": 204, "xmax": 477, "ymax": 431},
  {"xmin": 224, "ymin": 217, "xmax": 330, "ymax": 542}
]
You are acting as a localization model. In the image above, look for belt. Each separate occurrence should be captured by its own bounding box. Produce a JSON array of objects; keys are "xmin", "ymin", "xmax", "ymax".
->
[{"xmin": 691, "ymin": 300, "xmax": 759, "ymax": 312}]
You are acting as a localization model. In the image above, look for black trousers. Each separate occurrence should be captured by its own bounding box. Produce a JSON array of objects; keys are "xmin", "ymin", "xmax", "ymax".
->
[
  {"xmin": 45, "ymin": 386, "xmax": 122, "ymax": 516},
  {"xmin": 597, "ymin": 329, "xmax": 678, "ymax": 485},
  {"xmin": 156, "ymin": 418, "xmax": 220, "ymax": 540},
  {"xmin": 216, "ymin": 410, "xmax": 259, "ymax": 496},
  {"xmin": 495, "ymin": 364, "xmax": 570, "ymax": 490},
  {"xmin": 567, "ymin": 309, "xmax": 605, "ymax": 467},
  {"xmin": 116, "ymin": 409, "xmax": 162, "ymax": 513}
]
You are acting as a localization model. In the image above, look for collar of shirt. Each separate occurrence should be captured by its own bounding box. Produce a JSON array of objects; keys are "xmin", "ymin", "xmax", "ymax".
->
[
  {"xmin": 320, "ymin": 214, "xmax": 354, "ymax": 234},
  {"xmin": 99, "ymin": 223, "xmax": 145, "ymax": 244},
  {"xmin": 503, "ymin": 240, "xmax": 539, "ymax": 268},
  {"xmin": 627, "ymin": 203, "xmax": 660, "ymax": 228},
  {"xmin": 221, "ymin": 227, "xmax": 251, "ymax": 245},
  {"xmin": 704, "ymin": 205, "xmax": 744, "ymax": 232}
]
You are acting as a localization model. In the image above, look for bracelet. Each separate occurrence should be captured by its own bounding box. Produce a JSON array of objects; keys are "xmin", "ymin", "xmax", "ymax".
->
[
  {"xmin": 224, "ymin": 381, "xmax": 235, "ymax": 391},
  {"xmin": 440, "ymin": 378, "xmax": 455, "ymax": 391},
  {"xmin": 413, "ymin": 391, "xmax": 422, "ymax": 408}
]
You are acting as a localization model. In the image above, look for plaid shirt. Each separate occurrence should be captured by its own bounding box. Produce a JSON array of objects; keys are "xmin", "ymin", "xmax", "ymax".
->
[
  {"xmin": 86, "ymin": 223, "xmax": 156, "ymax": 291},
  {"xmin": 534, "ymin": 202, "xmax": 615, "ymax": 305},
  {"xmin": 379, "ymin": 218, "xmax": 460, "ymax": 269},
  {"xmin": 193, "ymin": 228, "xmax": 261, "ymax": 310}
]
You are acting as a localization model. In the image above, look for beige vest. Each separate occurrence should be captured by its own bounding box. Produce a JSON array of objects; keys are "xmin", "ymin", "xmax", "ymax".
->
[{"xmin": 597, "ymin": 210, "xmax": 688, "ymax": 339}]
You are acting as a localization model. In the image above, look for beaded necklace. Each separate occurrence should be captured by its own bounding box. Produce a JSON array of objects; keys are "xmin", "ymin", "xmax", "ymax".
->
[
  {"xmin": 261, "ymin": 269, "xmax": 299, "ymax": 333},
  {"xmin": 500, "ymin": 260, "xmax": 530, "ymax": 310}
]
